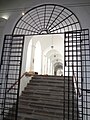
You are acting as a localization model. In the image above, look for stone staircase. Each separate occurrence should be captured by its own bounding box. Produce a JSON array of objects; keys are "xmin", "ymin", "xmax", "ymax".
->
[{"xmin": 5, "ymin": 75, "xmax": 78, "ymax": 120}]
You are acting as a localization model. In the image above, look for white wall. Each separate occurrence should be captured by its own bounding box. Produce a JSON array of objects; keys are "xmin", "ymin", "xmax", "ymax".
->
[{"xmin": 19, "ymin": 36, "xmax": 32, "ymax": 95}]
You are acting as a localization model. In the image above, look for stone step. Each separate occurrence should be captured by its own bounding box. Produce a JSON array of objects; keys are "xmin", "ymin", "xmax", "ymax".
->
[
  {"xmin": 19, "ymin": 98, "xmax": 77, "ymax": 109},
  {"xmin": 18, "ymin": 104, "xmax": 77, "ymax": 119},
  {"xmin": 22, "ymin": 89, "xmax": 74, "ymax": 99},
  {"xmin": 18, "ymin": 112, "xmax": 62, "ymax": 120},
  {"xmin": 25, "ymin": 83, "xmax": 74, "ymax": 90},
  {"xmin": 21, "ymin": 92, "xmax": 76, "ymax": 101},
  {"xmin": 31, "ymin": 78, "xmax": 72, "ymax": 83},
  {"xmin": 17, "ymin": 112, "xmax": 78, "ymax": 120},
  {"xmin": 32, "ymin": 75, "xmax": 72, "ymax": 81},
  {"xmin": 29, "ymin": 82, "xmax": 73, "ymax": 88},
  {"xmin": 19, "ymin": 95, "xmax": 77, "ymax": 104},
  {"xmin": 30, "ymin": 78, "xmax": 73, "ymax": 84},
  {"xmin": 4, "ymin": 75, "xmax": 78, "ymax": 120},
  {"xmin": 5, "ymin": 111, "xmax": 78, "ymax": 120},
  {"xmin": 27, "ymin": 82, "xmax": 73, "ymax": 89},
  {"xmin": 21, "ymin": 91, "xmax": 73, "ymax": 100},
  {"xmin": 18, "ymin": 105, "xmax": 63, "ymax": 116},
  {"xmin": 25, "ymin": 84, "xmax": 74, "ymax": 92}
]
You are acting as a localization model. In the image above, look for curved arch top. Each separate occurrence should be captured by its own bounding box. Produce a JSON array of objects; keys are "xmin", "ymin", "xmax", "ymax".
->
[{"xmin": 13, "ymin": 4, "xmax": 82, "ymax": 35}]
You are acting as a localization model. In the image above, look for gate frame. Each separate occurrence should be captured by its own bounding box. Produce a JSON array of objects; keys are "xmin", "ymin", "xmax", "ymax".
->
[{"xmin": 64, "ymin": 29, "xmax": 90, "ymax": 120}]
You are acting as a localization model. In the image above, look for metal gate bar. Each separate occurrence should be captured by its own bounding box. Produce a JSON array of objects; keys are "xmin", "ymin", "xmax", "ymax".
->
[
  {"xmin": 0, "ymin": 35, "xmax": 24, "ymax": 120},
  {"xmin": 80, "ymin": 29, "xmax": 90, "ymax": 120},
  {"xmin": 64, "ymin": 29, "xmax": 90, "ymax": 120}
]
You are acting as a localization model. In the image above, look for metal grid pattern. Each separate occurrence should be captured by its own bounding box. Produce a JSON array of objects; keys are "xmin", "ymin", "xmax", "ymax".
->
[
  {"xmin": 13, "ymin": 4, "xmax": 81, "ymax": 35},
  {"xmin": 0, "ymin": 35, "xmax": 24, "ymax": 120},
  {"xmin": 64, "ymin": 29, "xmax": 90, "ymax": 120}
]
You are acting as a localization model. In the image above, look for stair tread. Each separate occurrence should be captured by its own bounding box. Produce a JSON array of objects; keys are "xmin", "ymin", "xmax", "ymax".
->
[
  {"xmin": 22, "ymin": 90, "xmax": 73, "ymax": 98},
  {"xmin": 25, "ymin": 86, "xmax": 73, "ymax": 92},
  {"xmin": 18, "ymin": 106, "xmax": 78, "ymax": 118},
  {"xmin": 19, "ymin": 102, "xmax": 77, "ymax": 112},
  {"xmin": 20, "ymin": 95, "xmax": 77, "ymax": 103},
  {"xmin": 32, "ymin": 75, "xmax": 72, "ymax": 80},
  {"xmin": 4, "ymin": 75, "xmax": 78, "ymax": 120},
  {"xmin": 18, "ymin": 112, "xmax": 62, "ymax": 120},
  {"xmin": 31, "ymin": 78, "xmax": 72, "ymax": 83}
]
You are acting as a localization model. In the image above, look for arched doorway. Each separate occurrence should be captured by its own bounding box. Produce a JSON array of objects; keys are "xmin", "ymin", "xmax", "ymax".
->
[
  {"xmin": 12, "ymin": 3, "xmax": 81, "ymax": 79},
  {"xmin": 0, "ymin": 4, "xmax": 90, "ymax": 120}
]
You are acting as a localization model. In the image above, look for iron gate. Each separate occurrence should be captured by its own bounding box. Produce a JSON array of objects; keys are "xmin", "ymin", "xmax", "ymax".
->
[
  {"xmin": 0, "ymin": 29, "xmax": 90, "ymax": 120},
  {"xmin": 0, "ymin": 35, "xmax": 24, "ymax": 120},
  {"xmin": 64, "ymin": 29, "xmax": 90, "ymax": 120}
]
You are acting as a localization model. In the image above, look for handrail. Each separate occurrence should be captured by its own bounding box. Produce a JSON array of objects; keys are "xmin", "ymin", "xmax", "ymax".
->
[
  {"xmin": 7, "ymin": 68, "xmax": 82, "ymax": 97},
  {"xmin": 72, "ymin": 65, "xmax": 81, "ymax": 97},
  {"xmin": 7, "ymin": 72, "xmax": 27, "ymax": 93},
  {"xmin": 7, "ymin": 71, "xmax": 38, "ymax": 93},
  {"xmin": 7, "ymin": 80, "xmax": 18, "ymax": 93}
]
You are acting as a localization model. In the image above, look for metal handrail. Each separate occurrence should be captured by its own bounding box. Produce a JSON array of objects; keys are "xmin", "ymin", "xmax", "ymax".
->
[
  {"xmin": 7, "ymin": 80, "xmax": 18, "ymax": 93},
  {"xmin": 7, "ymin": 71, "xmax": 38, "ymax": 93},
  {"xmin": 7, "ymin": 68, "xmax": 82, "ymax": 97},
  {"xmin": 7, "ymin": 72, "xmax": 32, "ymax": 93},
  {"xmin": 7, "ymin": 72, "xmax": 26, "ymax": 93}
]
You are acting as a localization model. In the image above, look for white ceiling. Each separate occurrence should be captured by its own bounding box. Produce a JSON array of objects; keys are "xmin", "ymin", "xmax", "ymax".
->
[
  {"xmin": 0, "ymin": 0, "xmax": 90, "ymax": 35},
  {"xmin": 0, "ymin": 0, "xmax": 90, "ymax": 28},
  {"xmin": 0, "ymin": 0, "xmax": 90, "ymax": 16},
  {"xmin": 0, "ymin": 0, "xmax": 90, "ymax": 9}
]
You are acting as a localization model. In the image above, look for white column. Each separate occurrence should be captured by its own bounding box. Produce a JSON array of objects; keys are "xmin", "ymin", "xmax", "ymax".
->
[
  {"xmin": 30, "ymin": 44, "xmax": 36, "ymax": 71},
  {"xmin": 48, "ymin": 58, "xmax": 50, "ymax": 75},
  {"xmin": 51, "ymin": 62, "xmax": 53, "ymax": 75},
  {"xmin": 43, "ymin": 55, "xmax": 45, "ymax": 75}
]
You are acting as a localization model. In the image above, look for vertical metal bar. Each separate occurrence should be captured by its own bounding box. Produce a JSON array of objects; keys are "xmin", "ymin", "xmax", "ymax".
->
[
  {"xmin": 83, "ymin": 30, "xmax": 88, "ymax": 120},
  {"xmin": 0, "ymin": 35, "xmax": 6, "ymax": 108},
  {"xmin": 15, "ymin": 35, "xmax": 25, "ymax": 120},
  {"xmin": 86, "ymin": 30, "xmax": 88, "ymax": 120},
  {"xmin": 2, "ymin": 36, "xmax": 13, "ymax": 119},
  {"xmin": 68, "ymin": 32, "xmax": 70, "ymax": 120},
  {"xmin": 87, "ymin": 29, "xmax": 89, "ymax": 120},
  {"xmin": 0, "ymin": 35, "xmax": 25, "ymax": 120},
  {"xmin": 63, "ymin": 32, "xmax": 66, "ymax": 120},
  {"xmin": 80, "ymin": 31, "xmax": 83, "ymax": 120},
  {"xmin": 76, "ymin": 32, "xmax": 79, "ymax": 120},
  {"xmin": 72, "ymin": 32, "xmax": 74, "ymax": 120}
]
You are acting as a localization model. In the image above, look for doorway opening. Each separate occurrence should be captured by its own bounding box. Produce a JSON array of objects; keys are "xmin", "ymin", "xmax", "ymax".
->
[{"xmin": 23, "ymin": 34, "xmax": 64, "ymax": 76}]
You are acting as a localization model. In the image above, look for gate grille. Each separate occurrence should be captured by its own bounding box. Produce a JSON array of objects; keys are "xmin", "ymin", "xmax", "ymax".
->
[
  {"xmin": 0, "ymin": 29, "xmax": 90, "ymax": 120},
  {"xmin": 64, "ymin": 29, "xmax": 90, "ymax": 120},
  {"xmin": 13, "ymin": 4, "xmax": 81, "ymax": 35},
  {"xmin": 0, "ymin": 35, "xmax": 24, "ymax": 120}
]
